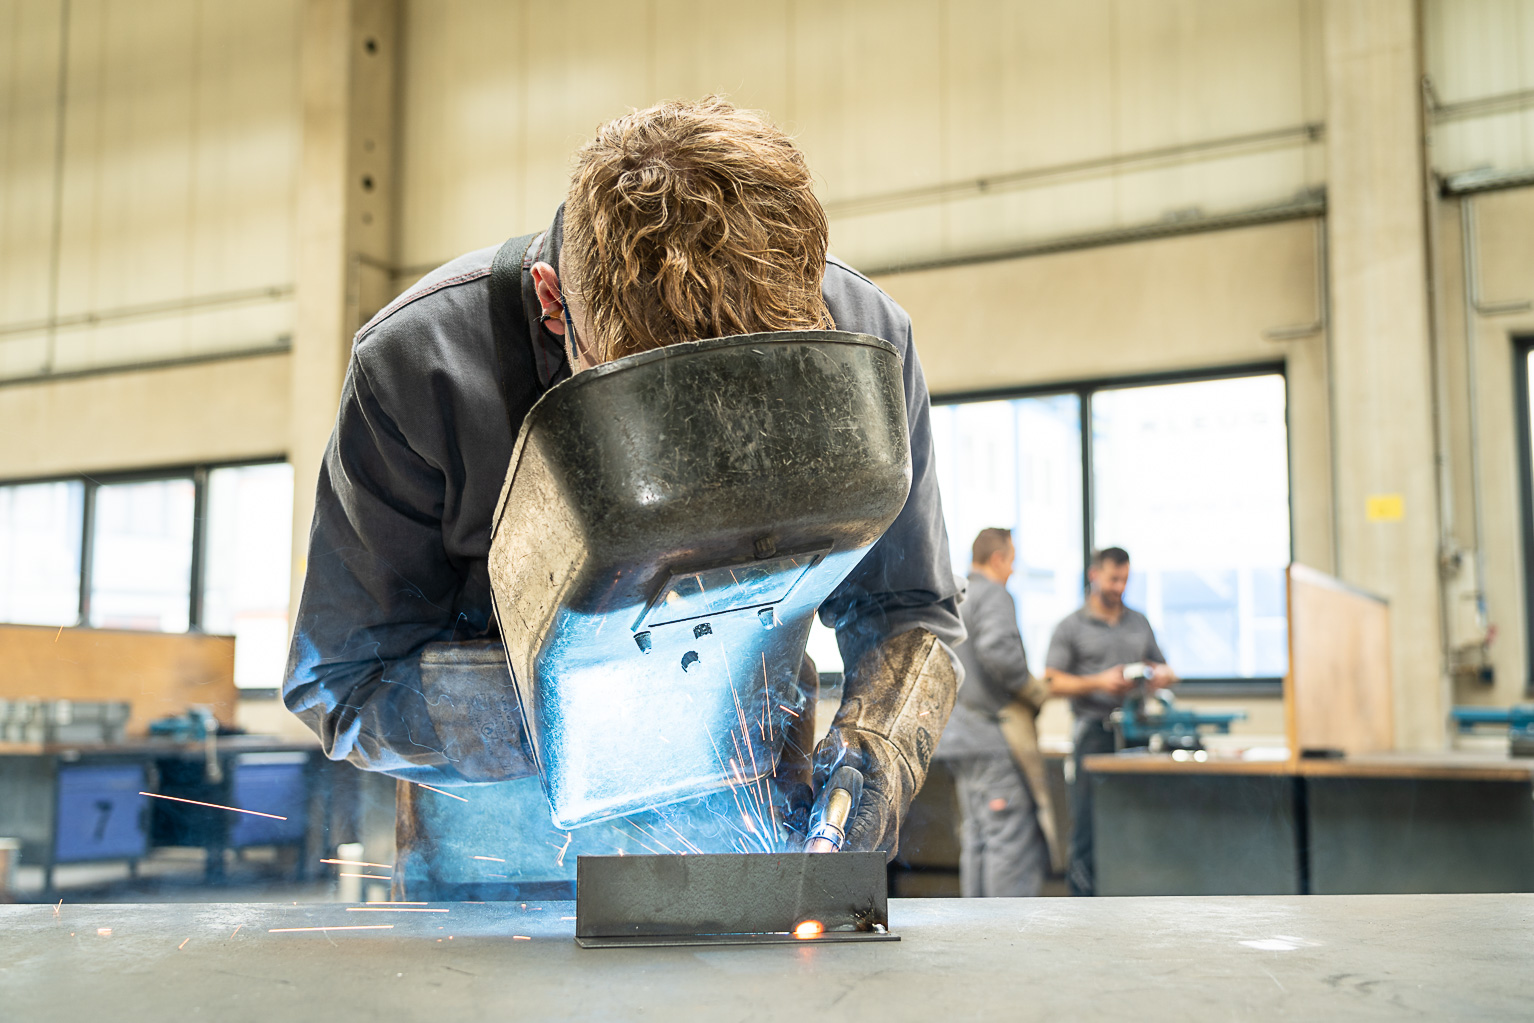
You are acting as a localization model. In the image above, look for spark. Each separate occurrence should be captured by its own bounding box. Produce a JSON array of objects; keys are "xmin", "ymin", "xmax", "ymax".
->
[
  {"xmin": 472, "ymin": 855, "xmax": 505, "ymax": 863},
  {"xmin": 338, "ymin": 872, "xmax": 392, "ymax": 880},
  {"xmin": 778, "ymin": 704, "xmax": 800, "ymax": 717},
  {"xmin": 55, "ymin": 625, "xmax": 64, "ymax": 642},
  {"xmin": 554, "ymin": 831, "xmax": 574, "ymax": 867},
  {"xmin": 560, "ymin": 916, "xmax": 576, "ymax": 921},
  {"xmin": 267, "ymin": 925, "xmax": 394, "ymax": 933},
  {"xmin": 137, "ymin": 792, "xmax": 287, "ymax": 820},
  {"xmin": 53, "ymin": 900, "xmax": 61, "ymax": 919},
  {"xmin": 231, "ymin": 925, "xmax": 243, "ymax": 938},
  {"xmin": 321, "ymin": 858, "xmax": 393, "ymax": 870},
  {"xmin": 761, "ymin": 653, "xmax": 773, "ymax": 743},
  {"xmin": 413, "ymin": 782, "xmax": 469, "ymax": 803},
  {"xmin": 512, "ymin": 935, "xmax": 531, "ymax": 941},
  {"xmin": 97, "ymin": 928, "xmax": 112, "ymax": 936},
  {"xmin": 794, "ymin": 920, "xmax": 824, "ymax": 940},
  {"xmin": 178, "ymin": 938, "xmax": 190, "ymax": 950},
  {"xmin": 346, "ymin": 907, "xmax": 448, "ymax": 913}
]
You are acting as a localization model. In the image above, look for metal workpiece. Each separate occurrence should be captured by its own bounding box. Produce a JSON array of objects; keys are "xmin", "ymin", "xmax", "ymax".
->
[
  {"xmin": 487, "ymin": 331, "xmax": 912, "ymax": 830},
  {"xmin": 573, "ymin": 851, "xmax": 892, "ymax": 947},
  {"xmin": 4, "ymin": 895, "xmax": 1532, "ymax": 1021}
]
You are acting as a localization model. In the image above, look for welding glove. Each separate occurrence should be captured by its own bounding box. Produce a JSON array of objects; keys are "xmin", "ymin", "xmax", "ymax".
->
[{"xmin": 809, "ymin": 627, "xmax": 957, "ymax": 860}]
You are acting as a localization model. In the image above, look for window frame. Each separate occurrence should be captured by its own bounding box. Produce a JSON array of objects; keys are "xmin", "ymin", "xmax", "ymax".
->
[
  {"xmin": 932, "ymin": 361, "xmax": 1292, "ymax": 695},
  {"xmin": 1514, "ymin": 336, "xmax": 1534, "ymax": 697},
  {"xmin": 0, "ymin": 456, "xmax": 288, "ymax": 634}
]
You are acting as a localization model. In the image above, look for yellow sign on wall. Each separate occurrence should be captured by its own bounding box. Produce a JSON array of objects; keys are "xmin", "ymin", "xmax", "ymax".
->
[{"xmin": 1365, "ymin": 493, "xmax": 1405, "ymax": 522}]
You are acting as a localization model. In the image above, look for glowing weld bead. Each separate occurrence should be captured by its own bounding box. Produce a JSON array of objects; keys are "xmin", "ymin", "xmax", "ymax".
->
[{"xmin": 793, "ymin": 920, "xmax": 824, "ymax": 940}]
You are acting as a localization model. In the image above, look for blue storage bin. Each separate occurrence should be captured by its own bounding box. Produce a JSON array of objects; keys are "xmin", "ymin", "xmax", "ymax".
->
[
  {"xmin": 227, "ymin": 754, "xmax": 308, "ymax": 848},
  {"xmin": 55, "ymin": 763, "xmax": 149, "ymax": 863}
]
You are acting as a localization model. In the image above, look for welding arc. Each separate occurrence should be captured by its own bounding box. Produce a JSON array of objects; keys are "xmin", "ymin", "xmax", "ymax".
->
[{"xmin": 138, "ymin": 791, "xmax": 287, "ymax": 820}]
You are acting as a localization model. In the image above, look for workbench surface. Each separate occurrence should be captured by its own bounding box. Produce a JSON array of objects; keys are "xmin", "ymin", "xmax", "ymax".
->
[{"xmin": 3, "ymin": 895, "xmax": 1529, "ymax": 1021}]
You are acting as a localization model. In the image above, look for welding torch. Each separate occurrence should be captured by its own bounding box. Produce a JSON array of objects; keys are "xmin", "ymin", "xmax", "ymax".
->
[{"xmin": 804, "ymin": 765, "xmax": 864, "ymax": 853}]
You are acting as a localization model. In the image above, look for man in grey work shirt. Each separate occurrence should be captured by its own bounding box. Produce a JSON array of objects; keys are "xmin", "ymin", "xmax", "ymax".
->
[
  {"xmin": 934, "ymin": 528, "xmax": 1052, "ymax": 897},
  {"xmin": 1044, "ymin": 546, "xmax": 1176, "ymax": 896}
]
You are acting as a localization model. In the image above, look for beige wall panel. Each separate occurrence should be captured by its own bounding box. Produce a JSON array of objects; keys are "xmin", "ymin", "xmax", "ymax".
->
[
  {"xmin": 0, "ymin": 351, "xmax": 290, "ymax": 480},
  {"xmin": 0, "ymin": 0, "xmax": 65, "ymax": 327},
  {"xmin": 651, "ymin": 1, "xmax": 790, "ymax": 119},
  {"xmin": 1424, "ymin": 0, "xmax": 1534, "ymax": 175},
  {"xmin": 2, "ymin": 0, "xmax": 300, "ymax": 380},
  {"xmin": 395, "ymin": 0, "xmax": 1323, "ymax": 273},
  {"xmin": 1424, "ymin": 0, "xmax": 1534, "ymax": 103},
  {"xmin": 875, "ymin": 218, "xmax": 1319, "ymax": 393}
]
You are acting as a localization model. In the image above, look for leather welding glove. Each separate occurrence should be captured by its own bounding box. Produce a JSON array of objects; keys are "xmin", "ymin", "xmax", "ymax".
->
[{"xmin": 810, "ymin": 627, "xmax": 957, "ymax": 859}]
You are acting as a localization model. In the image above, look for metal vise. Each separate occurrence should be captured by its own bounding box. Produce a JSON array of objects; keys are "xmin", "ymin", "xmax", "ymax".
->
[
  {"xmin": 487, "ymin": 330, "xmax": 912, "ymax": 829},
  {"xmin": 1111, "ymin": 685, "xmax": 1245, "ymax": 753}
]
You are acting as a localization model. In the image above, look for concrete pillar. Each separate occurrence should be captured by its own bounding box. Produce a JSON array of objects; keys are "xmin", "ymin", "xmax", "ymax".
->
[
  {"xmin": 288, "ymin": 0, "xmax": 398, "ymax": 639},
  {"xmin": 1322, "ymin": 1, "xmax": 1445, "ymax": 749}
]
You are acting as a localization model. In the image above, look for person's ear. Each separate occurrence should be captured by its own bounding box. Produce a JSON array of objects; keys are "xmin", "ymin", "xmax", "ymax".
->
[{"xmin": 529, "ymin": 261, "xmax": 566, "ymax": 336}]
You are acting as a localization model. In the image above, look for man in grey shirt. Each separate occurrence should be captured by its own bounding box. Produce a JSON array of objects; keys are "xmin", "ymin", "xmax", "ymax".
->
[
  {"xmin": 1044, "ymin": 546, "xmax": 1176, "ymax": 896},
  {"xmin": 934, "ymin": 528, "xmax": 1052, "ymax": 897}
]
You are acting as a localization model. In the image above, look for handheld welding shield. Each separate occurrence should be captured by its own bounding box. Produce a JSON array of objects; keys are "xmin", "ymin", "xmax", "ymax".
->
[{"xmin": 487, "ymin": 330, "xmax": 912, "ymax": 829}]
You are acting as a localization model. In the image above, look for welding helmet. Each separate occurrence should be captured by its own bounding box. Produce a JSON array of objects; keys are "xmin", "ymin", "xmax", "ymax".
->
[{"xmin": 487, "ymin": 329, "xmax": 911, "ymax": 829}]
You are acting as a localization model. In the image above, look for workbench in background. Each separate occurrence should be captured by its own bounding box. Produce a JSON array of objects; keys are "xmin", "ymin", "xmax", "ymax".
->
[
  {"xmin": 0, "ymin": 736, "xmax": 329, "ymax": 894},
  {"xmin": 2, "ymin": 894, "xmax": 1527, "ymax": 1021},
  {"xmin": 1085, "ymin": 751, "xmax": 1534, "ymax": 895}
]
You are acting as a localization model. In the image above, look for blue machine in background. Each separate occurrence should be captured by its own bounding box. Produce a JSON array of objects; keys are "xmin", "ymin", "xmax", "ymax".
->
[{"xmin": 1451, "ymin": 705, "xmax": 1534, "ymax": 757}]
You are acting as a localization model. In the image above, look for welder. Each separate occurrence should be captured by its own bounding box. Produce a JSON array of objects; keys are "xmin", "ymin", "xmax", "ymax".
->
[{"xmin": 282, "ymin": 97, "xmax": 962, "ymax": 897}]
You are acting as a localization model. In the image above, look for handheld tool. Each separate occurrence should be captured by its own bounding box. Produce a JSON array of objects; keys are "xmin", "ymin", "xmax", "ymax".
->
[{"xmin": 805, "ymin": 766, "xmax": 864, "ymax": 853}]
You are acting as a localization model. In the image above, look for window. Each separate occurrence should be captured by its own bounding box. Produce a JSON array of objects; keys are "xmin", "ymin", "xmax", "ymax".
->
[
  {"xmin": 89, "ymin": 479, "xmax": 197, "ymax": 632},
  {"xmin": 1516, "ymin": 338, "xmax": 1534, "ymax": 692},
  {"xmin": 0, "ymin": 480, "xmax": 85, "ymax": 626},
  {"xmin": 0, "ymin": 461, "xmax": 293, "ymax": 689},
  {"xmin": 931, "ymin": 368, "xmax": 1291, "ymax": 683},
  {"xmin": 202, "ymin": 464, "xmax": 295, "ymax": 689}
]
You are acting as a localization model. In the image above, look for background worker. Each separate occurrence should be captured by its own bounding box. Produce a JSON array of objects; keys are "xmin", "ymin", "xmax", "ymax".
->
[
  {"xmin": 1044, "ymin": 546, "xmax": 1176, "ymax": 896},
  {"xmin": 282, "ymin": 98, "xmax": 963, "ymax": 894},
  {"xmin": 933, "ymin": 528, "xmax": 1057, "ymax": 897}
]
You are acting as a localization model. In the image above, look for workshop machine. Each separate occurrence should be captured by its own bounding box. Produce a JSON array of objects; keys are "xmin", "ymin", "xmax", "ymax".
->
[
  {"xmin": 1451, "ymin": 705, "xmax": 1534, "ymax": 757},
  {"xmin": 1110, "ymin": 668, "xmax": 1246, "ymax": 753}
]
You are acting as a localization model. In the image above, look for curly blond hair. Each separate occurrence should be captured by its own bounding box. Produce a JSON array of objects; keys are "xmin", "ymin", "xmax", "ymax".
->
[{"xmin": 562, "ymin": 97, "xmax": 834, "ymax": 362}]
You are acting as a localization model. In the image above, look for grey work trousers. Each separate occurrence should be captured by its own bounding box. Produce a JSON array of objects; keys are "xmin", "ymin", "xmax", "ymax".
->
[
  {"xmin": 947, "ymin": 753, "xmax": 1047, "ymax": 898},
  {"xmin": 1067, "ymin": 716, "xmax": 1117, "ymax": 896}
]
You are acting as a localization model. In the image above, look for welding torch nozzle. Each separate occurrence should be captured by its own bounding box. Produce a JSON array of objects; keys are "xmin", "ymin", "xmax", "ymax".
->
[{"xmin": 805, "ymin": 765, "xmax": 865, "ymax": 853}]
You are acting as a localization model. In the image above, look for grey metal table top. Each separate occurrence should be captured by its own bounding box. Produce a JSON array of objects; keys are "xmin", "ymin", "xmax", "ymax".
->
[{"xmin": 2, "ymin": 895, "xmax": 1530, "ymax": 1021}]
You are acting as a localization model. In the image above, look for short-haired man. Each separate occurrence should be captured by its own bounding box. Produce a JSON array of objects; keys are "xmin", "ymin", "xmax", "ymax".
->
[
  {"xmin": 1044, "ymin": 546, "xmax": 1176, "ymax": 896},
  {"xmin": 283, "ymin": 99, "xmax": 962, "ymax": 895},
  {"xmin": 932, "ymin": 528, "xmax": 1055, "ymax": 897}
]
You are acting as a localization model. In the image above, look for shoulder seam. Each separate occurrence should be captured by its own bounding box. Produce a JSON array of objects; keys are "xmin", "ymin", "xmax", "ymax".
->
[
  {"xmin": 354, "ymin": 267, "xmax": 492, "ymax": 346},
  {"xmin": 826, "ymin": 254, "xmax": 879, "ymax": 290}
]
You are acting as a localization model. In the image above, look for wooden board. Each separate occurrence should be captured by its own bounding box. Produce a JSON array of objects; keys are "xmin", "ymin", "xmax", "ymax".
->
[
  {"xmin": 1285, "ymin": 564, "xmax": 1394, "ymax": 759},
  {"xmin": 0, "ymin": 624, "xmax": 236, "ymax": 738},
  {"xmin": 1082, "ymin": 753, "xmax": 1534, "ymax": 782}
]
